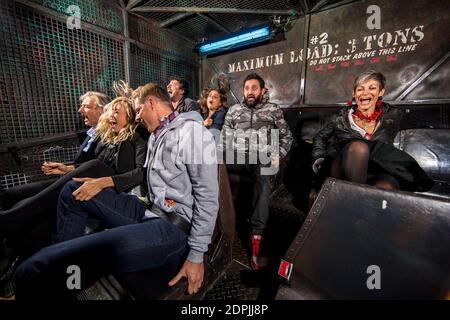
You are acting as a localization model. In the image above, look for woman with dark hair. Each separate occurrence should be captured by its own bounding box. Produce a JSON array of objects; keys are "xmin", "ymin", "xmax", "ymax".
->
[
  {"xmin": 311, "ymin": 70, "xmax": 433, "ymax": 192},
  {"xmin": 200, "ymin": 88, "xmax": 228, "ymax": 131}
]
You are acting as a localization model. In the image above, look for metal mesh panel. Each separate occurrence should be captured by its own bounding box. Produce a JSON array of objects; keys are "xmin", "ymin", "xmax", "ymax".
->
[
  {"xmin": 170, "ymin": 14, "xmax": 227, "ymax": 41},
  {"xmin": 130, "ymin": 44, "xmax": 198, "ymax": 99},
  {"xmin": 138, "ymin": 0, "xmax": 297, "ymax": 10},
  {"xmin": 29, "ymin": 0, "xmax": 124, "ymax": 33},
  {"xmin": 128, "ymin": 14, "xmax": 195, "ymax": 61},
  {"xmin": 208, "ymin": 13, "xmax": 275, "ymax": 33},
  {"xmin": 0, "ymin": 0, "xmax": 124, "ymax": 144},
  {"xmin": 0, "ymin": 1, "xmax": 199, "ymax": 188},
  {"xmin": 139, "ymin": 11, "xmax": 177, "ymax": 23},
  {"xmin": 0, "ymin": 138, "xmax": 80, "ymax": 189}
]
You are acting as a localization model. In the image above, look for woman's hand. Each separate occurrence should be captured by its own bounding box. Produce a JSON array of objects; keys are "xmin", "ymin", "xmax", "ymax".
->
[
  {"xmin": 42, "ymin": 161, "xmax": 74, "ymax": 175},
  {"xmin": 203, "ymin": 118, "xmax": 213, "ymax": 127},
  {"xmin": 72, "ymin": 177, "xmax": 114, "ymax": 201}
]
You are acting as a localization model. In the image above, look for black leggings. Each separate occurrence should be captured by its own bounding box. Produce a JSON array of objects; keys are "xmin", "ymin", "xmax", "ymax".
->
[
  {"xmin": 331, "ymin": 141, "xmax": 400, "ymax": 190},
  {"xmin": 0, "ymin": 160, "xmax": 115, "ymax": 247}
]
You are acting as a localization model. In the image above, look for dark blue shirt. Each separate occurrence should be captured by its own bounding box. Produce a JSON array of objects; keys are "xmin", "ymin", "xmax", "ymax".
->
[{"xmin": 202, "ymin": 108, "xmax": 227, "ymax": 131}]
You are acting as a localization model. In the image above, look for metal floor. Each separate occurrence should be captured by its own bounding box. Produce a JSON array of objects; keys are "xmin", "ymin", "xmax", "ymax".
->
[
  {"xmin": 205, "ymin": 186, "xmax": 306, "ymax": 300},
  {"xmin": 205, "ymin": 237, "xmax": 260, "ymax": 300}
]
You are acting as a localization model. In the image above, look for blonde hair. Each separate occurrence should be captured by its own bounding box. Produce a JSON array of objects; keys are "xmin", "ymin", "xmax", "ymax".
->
[
  {"xmin": 113, "ymin": 80, "xmax": 133, "ymax": 99},
  {"xmin": 95, "ymin": 97, "xmax": 136, "ymax": 145}
]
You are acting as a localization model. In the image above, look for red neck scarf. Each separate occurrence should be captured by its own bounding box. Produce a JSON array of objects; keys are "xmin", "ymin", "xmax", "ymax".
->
[{"xmin": 352, "ymin": 107, "xmax": 383, "ymax": 123}]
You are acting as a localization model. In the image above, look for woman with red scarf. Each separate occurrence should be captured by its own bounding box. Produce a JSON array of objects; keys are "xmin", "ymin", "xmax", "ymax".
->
[{"xmin": 311, "ymin": 70, "xmax": 433, "ymax": 192}]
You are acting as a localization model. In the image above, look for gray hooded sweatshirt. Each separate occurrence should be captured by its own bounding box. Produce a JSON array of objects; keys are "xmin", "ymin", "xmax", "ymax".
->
[{"xmin": 145, "ymin": 111, "xmax": 219, "ymax": 263}]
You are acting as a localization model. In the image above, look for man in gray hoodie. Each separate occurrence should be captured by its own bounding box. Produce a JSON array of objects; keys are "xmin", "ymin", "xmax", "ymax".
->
[{"xmin": 13, "ymin": 83, "xmax": 219, "ymax": 298}]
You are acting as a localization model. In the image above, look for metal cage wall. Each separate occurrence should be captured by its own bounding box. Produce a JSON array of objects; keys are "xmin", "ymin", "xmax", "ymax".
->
[{"xmin": 0, "ymin": 0, "xmax": 197, "ymax": 189}]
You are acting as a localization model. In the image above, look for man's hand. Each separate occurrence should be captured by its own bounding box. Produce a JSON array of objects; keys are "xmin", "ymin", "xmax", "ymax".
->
[
  {"xmin": 168, "ymin": 260, "xmax": 204, "ymax": 295},
  {"xmin": 312, "ymin": 158, "xmax": 325, "ymax": 174},
  {"xmin": 271, "ymin": 155, "xmax": 280, "ymax": 167},
  {"xmin": 72, "ymin": 177, "xmax": 114, "ymax": 201},
  {"xmin": 42, "ymin": 161, "xmax": 74, "ymax": 175}
]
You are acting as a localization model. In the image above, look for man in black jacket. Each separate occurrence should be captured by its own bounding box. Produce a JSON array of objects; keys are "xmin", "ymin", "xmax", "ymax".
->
[{"xmin": 166, "ymin": 77, "xmax": 200, "ymax": 113}]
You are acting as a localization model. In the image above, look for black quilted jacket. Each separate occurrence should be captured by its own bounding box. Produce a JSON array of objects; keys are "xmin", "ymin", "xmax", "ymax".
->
[{"xmin": 311, "ymin": 103, "xmax": 403, "ymax": 161}]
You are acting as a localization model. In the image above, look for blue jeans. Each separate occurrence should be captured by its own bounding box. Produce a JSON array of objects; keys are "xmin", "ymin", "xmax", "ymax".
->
[{"xmin": 13, "ymin": 181, "xmax": 188, "ymax": 299}]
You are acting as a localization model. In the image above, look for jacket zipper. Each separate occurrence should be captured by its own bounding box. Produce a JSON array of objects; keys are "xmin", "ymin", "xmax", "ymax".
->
[{"xmin": 250, "ymin": 108, "xmax": 254, "ymax": 152}]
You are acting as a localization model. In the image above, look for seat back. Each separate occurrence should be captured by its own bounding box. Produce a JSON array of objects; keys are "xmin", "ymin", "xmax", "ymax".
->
[
  {"xmin": 276, "ymin": 178, "xmax": 450, "ymax": 300},
  {"xmin": 394, "ymin": 128, "xmax": 450, "ymax": 199}
]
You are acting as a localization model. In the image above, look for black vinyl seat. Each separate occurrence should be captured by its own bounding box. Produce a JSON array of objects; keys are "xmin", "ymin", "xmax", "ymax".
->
[{"xmin": 394, "ymin": 128, "xmax": 450, "ymax": 200}]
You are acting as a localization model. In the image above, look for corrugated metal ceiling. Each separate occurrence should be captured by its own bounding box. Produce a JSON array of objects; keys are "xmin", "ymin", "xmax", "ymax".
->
[{"xmin": 124, "ymin": 0, "xmax": 350, "ymax": 43}]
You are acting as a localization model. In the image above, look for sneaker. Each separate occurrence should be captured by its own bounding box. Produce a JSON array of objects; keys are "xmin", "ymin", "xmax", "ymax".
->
[{"xmin": 250, "ymin": 235, "xmax": 263, "ymax": 271}]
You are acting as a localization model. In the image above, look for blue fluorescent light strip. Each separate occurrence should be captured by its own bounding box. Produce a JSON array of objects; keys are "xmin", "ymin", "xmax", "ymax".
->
[{"xmin": 199, "ymin": 27, "xmax": 270, "ymax": 54}]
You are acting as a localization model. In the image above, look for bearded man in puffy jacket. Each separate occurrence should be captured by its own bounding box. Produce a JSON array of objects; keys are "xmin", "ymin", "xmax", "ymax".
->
[{"xmin": 219, "ymin": 73, "xmax": 293, "ymax": 270}]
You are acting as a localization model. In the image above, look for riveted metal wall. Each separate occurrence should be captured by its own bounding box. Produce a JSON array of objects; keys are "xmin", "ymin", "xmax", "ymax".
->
[
  {"xmin": 304, "ymin": 0, "xmax": 450, "ymax": 104},
  {"xmin": 201, "ymin": 0, "xmax": 450, "ymax": 107},
  {"xmin": 0, "ymin": 0, "xmax": 197, "ymax": 189}
]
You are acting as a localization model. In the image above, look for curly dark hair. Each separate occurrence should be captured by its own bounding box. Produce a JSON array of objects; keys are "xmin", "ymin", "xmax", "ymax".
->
[{"xmin": 200, "ymin": 88, "xmax": 228, "ymax": 115}]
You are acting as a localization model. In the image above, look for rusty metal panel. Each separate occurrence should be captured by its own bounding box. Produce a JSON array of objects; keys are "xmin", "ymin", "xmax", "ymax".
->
[
  {"xmin": 405, "ymin": 59, "xmax": 450, "ymax": 100},
  {"xmin": 281, "ymin": 178, "xmax": 450, "ymax": 299},
  {"xmin": 201, "ymin": 0, "xmax": 450, "ymax": 107},
  {"xmin": 305, "ymin": 0, "xmax": 450, "ymax": 104},
  {"xmin": 202, "ymin": 17, "xmax": 305, "ymax": 107}
]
